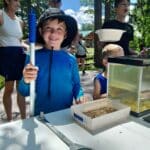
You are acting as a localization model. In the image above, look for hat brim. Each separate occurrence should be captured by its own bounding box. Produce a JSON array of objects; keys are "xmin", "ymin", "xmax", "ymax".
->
[{"xmin": 36, "ymin": 14, "xmax": 78, "ymax": 48}]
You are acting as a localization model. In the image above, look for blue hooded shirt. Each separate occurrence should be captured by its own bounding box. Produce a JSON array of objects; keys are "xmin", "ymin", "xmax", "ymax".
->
[{"xmin": 18, "ymin": 48, "xmax": 83, "ymax": 115}]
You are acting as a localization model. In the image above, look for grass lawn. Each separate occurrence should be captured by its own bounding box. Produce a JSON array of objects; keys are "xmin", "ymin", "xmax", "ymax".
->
[
  {"xmin": 0, "ymin": 75, "xmax": 4, "ymax": 90},
  {"xmin": 85, "ymin": 48, "xmax": 99, "ymax": 71}
]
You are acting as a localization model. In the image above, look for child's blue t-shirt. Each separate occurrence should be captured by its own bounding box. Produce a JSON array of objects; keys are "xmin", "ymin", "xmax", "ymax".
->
[{"xmin": 94, "ymin": 73, "xmax": 107, "ymax": 94}]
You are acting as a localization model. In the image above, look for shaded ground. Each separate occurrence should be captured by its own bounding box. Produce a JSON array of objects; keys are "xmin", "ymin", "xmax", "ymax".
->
[{"xmin": 0, "ymin": 70, "xmax": 98, "ymax": 124}]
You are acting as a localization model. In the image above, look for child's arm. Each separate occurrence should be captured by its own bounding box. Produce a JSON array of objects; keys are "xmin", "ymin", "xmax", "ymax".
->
[
  {"xmin": 93, "ymin": 78, "xmax": 107, "ymax": 100},
  {"xmin": 93, "ymin": 79, "xmax": 101, "ymax": 100}
]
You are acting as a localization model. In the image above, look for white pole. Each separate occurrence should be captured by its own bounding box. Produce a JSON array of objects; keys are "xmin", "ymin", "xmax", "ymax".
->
[
  {"xmin": 28, "ymin": 9, "xmax": 36, "ymax": 116},
  {"xmin": 30, "ymin": 43, "xmax": 35, "ymax": 116}
]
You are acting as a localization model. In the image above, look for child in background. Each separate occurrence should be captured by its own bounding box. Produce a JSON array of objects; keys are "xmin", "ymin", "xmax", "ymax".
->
[
  {"xmin": 93, "ymin": 44, "xmax": 124, "ymax": 100},
  {"xmin": 18, "ymin": 8, "xmax": 87, "ymax": 116}
]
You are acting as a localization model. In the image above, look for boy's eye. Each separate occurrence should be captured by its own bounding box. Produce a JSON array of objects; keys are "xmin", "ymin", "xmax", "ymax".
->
[
  {"xmin": 119, "ymin": 3, "xmax": 130, "ymax": 7},
  {"xmin": 43, "ymin": 27, "xmax": 65, "ymax": 34}
]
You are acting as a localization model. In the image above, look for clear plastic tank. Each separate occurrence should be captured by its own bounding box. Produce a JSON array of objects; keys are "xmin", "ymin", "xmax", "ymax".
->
[{"xmin": 107, "ymin": 56, "xmax": 150, "ymax": 117}]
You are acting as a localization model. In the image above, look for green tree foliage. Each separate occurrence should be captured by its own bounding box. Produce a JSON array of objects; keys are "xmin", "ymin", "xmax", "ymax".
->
[
  {"xmin": 82, "ymin": 23, "xmax": 93, "ymax": 31},
  {"xmin": 81, "ymin": 8, "xmax": 94, "ymax": 31},
  {"xmin": 131, "ymin": 0, "xmax": 150, "ymax": 51},
  {"xmin": 103, "ymin": 0, "xmax": 115, "ymax": 21},
  {"xmin": 80, "ymin": 0, "xmax": 94, "ymax": 7},
  {"xmin": 19, "ymin": 0, "xmax": 48, "ymax": 38}
]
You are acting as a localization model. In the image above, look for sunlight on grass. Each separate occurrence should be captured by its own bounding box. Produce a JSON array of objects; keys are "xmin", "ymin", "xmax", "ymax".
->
[{"xmin": 0, "ymin": 75, "xmax": 5, "ymax": 90}]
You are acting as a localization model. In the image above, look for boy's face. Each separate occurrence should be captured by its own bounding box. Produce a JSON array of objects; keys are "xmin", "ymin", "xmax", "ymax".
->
[
  {"xmin": 116, "ymin": 0, "xmax": 129, "ymax": 17},
  {"xmin": 39, "ymin": 19, "xmax": 66, "ymax": 50}
]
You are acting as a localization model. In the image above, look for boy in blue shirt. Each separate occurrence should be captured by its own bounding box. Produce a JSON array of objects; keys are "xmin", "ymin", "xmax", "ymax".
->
[{"xmin": 18, "ymin": 8, "xmax": 86, "ymax": 116}]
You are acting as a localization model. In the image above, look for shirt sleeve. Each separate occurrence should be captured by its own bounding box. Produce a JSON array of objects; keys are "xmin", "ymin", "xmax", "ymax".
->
[
  {"xmin": 127, "ymin": 24, "xmax": 134, "ymax": 41},
  {"xmin": 18, "ymin": 78, "xmax": 30, "ymax": 96},
  {"xmin": 18, "ymin": 55, "xmax": 30, "ymax": 96}
]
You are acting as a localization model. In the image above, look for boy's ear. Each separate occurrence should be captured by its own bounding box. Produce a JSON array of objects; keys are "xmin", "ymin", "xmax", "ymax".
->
[{"xmin": 64, "ymin": 33, "xmax": 67, "ymax": 39}]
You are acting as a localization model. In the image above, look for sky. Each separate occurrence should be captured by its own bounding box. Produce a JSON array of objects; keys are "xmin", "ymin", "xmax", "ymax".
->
[
  {"xmin": 61, "ymin": 0, "xmax": 80, "ymax": 11},
  {"xmin": 61, "ymin": 0, "xmax": 93, "ymax": 29},
  {"xmin": 61, "ymin": 0, "xmax": 137, "ymax": 30}
]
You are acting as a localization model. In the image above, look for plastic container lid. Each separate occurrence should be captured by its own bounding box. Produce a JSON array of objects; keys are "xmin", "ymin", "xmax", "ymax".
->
[{"xmin": 108, "ymin": 56, "xmax": 150, "ymax": 66}]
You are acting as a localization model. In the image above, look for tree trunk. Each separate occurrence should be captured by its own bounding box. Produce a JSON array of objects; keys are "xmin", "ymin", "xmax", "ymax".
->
[
  {"xmin": 27, "ymin": 0, "xmax": 31, "ymax": 13},
  {"xmin": 105, "ymin": 0, "xmax": 111, "ymax": 22},
  {"xmin": 94, "ymin": 0, "xmax": 102, "ymax": 67}
]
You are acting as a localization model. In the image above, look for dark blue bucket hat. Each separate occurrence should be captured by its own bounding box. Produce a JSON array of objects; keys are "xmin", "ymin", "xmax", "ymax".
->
[{"xmin": 36, "ymin": 8, "xmax": 78, "ymax": 48}]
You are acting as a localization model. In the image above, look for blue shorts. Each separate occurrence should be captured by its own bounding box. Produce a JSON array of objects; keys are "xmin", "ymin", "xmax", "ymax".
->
[{"xmin": 0, "ymin": 47, "xmax": 26, "ymax": 81}]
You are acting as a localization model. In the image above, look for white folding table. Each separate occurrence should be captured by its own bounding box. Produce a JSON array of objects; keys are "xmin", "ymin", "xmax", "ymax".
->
[{"xmin": 0, "ymin": 109, "xmax": 150, "ymax": 150}]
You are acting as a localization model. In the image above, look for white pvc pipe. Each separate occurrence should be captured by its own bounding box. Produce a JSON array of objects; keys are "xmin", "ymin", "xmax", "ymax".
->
[{"xmin": 30, "ymin": 43, "xmax": 35, "ymax": 116}]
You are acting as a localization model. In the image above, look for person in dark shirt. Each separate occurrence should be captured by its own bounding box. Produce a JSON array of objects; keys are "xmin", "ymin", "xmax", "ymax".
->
[{"xmin": 102, "ymin": 0, "xmax": 137, "ymax": 55}]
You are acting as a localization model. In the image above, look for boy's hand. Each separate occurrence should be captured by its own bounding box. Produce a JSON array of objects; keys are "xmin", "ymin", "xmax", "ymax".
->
[
  {"xmin": 73, "ymin": 96, "xmax": 88, "ymax": 105},
  {"xmin": 23, "ymin": 64, "xmax": 39, "ymax": 84}
]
